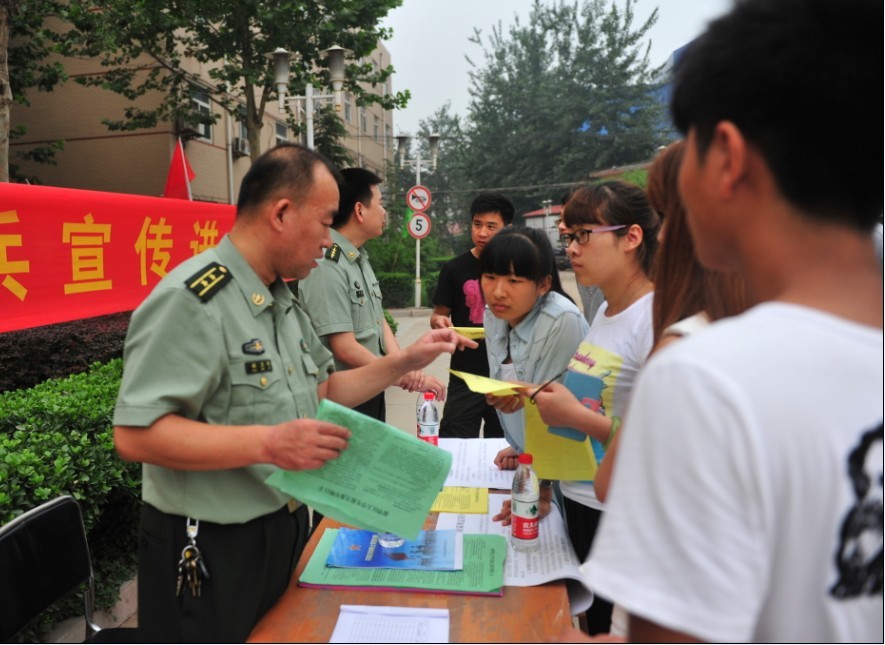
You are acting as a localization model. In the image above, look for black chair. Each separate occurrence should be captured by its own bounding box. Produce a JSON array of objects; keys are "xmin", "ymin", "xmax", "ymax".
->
[{"xmin": 0, "ymin": 495, "xmax": 139, "ymax": 642}]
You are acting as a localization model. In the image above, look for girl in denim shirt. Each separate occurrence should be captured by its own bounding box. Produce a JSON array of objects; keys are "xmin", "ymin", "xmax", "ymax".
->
[{"xmin": 480, "ymin": 226, "xmax": 589, "ymax": 469}]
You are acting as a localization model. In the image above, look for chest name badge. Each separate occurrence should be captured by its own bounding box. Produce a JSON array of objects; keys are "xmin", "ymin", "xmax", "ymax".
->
[{"xmin": 245, "ymin": 360, "xmax": 273, "ymax": 375}]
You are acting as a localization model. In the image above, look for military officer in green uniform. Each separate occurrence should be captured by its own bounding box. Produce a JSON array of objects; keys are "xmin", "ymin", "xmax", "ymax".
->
[
  {"xmin": 299, "ymin": 168, "xmax": 444, "ymax": 421},
  {"xmin": 113, "ymin": 145, "xmax": 474, "ymax": 643}
]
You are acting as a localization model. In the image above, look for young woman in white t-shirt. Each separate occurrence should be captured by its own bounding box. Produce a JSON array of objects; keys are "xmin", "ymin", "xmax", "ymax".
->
[{"xmin": 532, "ymin": 180, "xmax": 660, "ymax": 635}]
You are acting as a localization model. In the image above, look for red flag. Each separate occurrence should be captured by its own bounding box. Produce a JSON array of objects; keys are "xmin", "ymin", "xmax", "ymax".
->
[{"xmin": 163, "ymin": 137, "xmax": 196, "ymax": 200}]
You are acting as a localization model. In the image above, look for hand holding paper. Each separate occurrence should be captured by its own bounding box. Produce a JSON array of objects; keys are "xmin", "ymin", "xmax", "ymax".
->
[
  {"xmin": 266, "ymin": 400, "xmax": 451, "ymax": 540},
  {"xmin": 449, "ymin": 370, "xmax": 520, "ymax": 396}
]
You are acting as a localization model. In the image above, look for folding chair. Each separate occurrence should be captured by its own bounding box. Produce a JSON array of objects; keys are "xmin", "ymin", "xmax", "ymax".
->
[{"xmin": 0, "ymin": 495, "xmax": 139, "ymax": 642}]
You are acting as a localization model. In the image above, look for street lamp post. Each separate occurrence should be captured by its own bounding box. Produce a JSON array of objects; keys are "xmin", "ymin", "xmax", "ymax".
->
[
  {"xmin": 396, "ymin": 134, "xmax": 440, "ymax": 308},
  {"xmin": 271, "ymin": 45, "xmax": 349, "ymax": 149}
]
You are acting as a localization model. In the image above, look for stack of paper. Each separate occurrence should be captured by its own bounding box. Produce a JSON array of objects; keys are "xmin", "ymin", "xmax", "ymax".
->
[
  {"xmin": 326, "ymin": 528, "xmax": 463, "ymax": 571},
  {"xmin": 300, "ymin": 529, "xmax": 506, "ymax": 596}
]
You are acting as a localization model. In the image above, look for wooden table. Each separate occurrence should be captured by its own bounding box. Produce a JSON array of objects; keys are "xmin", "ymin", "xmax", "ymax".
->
[{"xmin": 248, "ymin": 517, "xmax": 573, "ymax": 643}]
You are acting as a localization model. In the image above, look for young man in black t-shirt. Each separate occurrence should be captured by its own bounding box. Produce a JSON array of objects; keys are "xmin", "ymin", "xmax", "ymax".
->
[{"xmin": 431, "ymin": 193, "xmax": 514, "ymax": 438}]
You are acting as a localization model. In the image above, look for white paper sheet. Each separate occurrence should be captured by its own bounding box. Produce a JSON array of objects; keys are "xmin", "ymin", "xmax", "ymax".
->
[
  {"xmin": 436, "ymin": 493, "xmax": 593, "ymax": 614},
  {"xmin": 329, "ymin": 605, "xmax": 450, "ymax": 643},
  {"xmin": 438, "ymin": 438, "xmax": 514, "ymax": 488}
]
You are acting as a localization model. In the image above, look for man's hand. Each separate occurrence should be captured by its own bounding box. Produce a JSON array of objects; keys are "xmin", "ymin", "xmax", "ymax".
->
[
  {"xmin": 264, "ymin": 419, "xmax": 351, "ymax": 471},
  {"xmin": 494, "ymin": 445, "xmax": 520, "ymax": 470},
  {"xmin": 397, "ymin": 372, "xmax": 447, "ymax": 401},
  {"xmin": 430, "ymin": 312, "xmax": 453, "ymax": 329},
  {"xmin": 400, "ymin": 328, "xmax": 478, "ymax": 372}
]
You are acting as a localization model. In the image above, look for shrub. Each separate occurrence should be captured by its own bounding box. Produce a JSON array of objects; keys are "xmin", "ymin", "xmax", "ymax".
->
[
  {"xmin": 0, "ymin": 312, "xmax": 131, "ymax": 393},
  {"xmin": 377, "ymin": 272, "xmax": 414, "ymax": 308},
  {"xmin": 0, "ymin": 359, "xmax": 140, "ymax": 641}
]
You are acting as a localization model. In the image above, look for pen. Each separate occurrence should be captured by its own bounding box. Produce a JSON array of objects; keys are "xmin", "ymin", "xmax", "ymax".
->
[{"xmin": 528, "ymin": 369, "xmax": 567, "ymax": 403}]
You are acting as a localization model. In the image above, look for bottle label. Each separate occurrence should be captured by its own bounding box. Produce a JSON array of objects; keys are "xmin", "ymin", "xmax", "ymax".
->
[
  {"xmin": 511, "ymin": 498, "xmax": 539, "ymax": 540},
  {"xmin": 418, "ymin": 422, "xmax": 439, "ymax": 446}
]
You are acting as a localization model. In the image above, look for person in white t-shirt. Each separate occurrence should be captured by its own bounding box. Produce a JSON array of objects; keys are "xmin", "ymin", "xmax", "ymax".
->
[
  {"xmin": 532, "ymin": 180, "xmax": 660, "ymax": 634},
  {"xmin": 570, "ymin": 0, "xmax": 883, "ymax": 641}
]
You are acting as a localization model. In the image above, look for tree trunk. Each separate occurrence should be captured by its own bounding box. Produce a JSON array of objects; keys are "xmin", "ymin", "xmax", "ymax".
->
[{"xmin": 0, "ymin": 4, "xmax": 12, "ymax": 182}]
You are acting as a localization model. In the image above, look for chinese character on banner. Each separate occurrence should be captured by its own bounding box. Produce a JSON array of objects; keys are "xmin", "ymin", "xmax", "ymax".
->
[
  {"xmin": 191, "ymin": 220, "xmax": 220, "ymax": 256},
  {"xmin": 0, "ymin": 210, "xmax": 30, "ymax": 301},
  {"xmin": 136, "ymin": 217, "xmax": 174, "ymax": 285},
  {"xmin": 62, "ymin": 213, "xmax": 112, "ymax": 294}
]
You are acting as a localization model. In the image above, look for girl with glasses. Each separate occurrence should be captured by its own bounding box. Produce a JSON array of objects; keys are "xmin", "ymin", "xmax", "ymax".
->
[{"xmin": 532, "ymin": 180, "xmax": 660, "ymax": 635}]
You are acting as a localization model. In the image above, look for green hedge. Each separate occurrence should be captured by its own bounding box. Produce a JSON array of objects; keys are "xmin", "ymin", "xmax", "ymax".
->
[
  {"xmin": 0, "ymin": 359, "xmax": 140, "ymax": 641},
  {"xmin": 377, "ymin": 271, "xmax": 414, "ymax": 308}
]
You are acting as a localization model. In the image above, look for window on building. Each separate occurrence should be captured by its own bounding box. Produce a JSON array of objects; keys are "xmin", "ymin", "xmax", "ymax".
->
[
  {"xmin": 360, "ymin": 107, "xmax": 367, "ymax": 134},
  {"xmin": 344, "ymin": 94, "xmax": 352, "ymax": 123},
  {"xmin": 190, "ymin": 90, "xmax": 213, "ymax": 142},
  {"xmin": 385, "ymin": 124, "xmax": 392, "ymax": 149},
  {"xmin": 373, "ymin": 116, "xmax": 380, "ymax": 142},
  {"xmin": 276, "ymin": 123, "xmax": 289, "ymax": 145}
]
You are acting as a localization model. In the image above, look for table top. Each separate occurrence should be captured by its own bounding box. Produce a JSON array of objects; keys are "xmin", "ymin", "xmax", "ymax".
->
[{"xmin": 248, "ymin": 517, "xmax": 572, "ymax": 643}]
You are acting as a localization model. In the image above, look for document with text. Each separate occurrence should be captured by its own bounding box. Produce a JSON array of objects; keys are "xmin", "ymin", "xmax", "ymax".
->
[{"xmin": 436, "ymin": 493, "xmax": 593, "ymax": 614}]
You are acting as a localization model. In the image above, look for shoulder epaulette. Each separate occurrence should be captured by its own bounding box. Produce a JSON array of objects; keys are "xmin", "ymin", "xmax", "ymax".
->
[
  {"xmin": 184, "ymin": 262, "xmax": 232, "ymax": 302},
  {"xmin": 325, "ymin": 243, "xmax": 342, "ymax": 262}
]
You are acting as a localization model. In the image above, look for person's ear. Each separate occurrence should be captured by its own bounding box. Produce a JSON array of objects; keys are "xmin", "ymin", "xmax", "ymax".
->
[
  {"xmin": 622, "ymin": 223, "xmax": 644, "ymax": 252},
  {"xmin": 538, "ymin": 275, "xmax": 552, "ymax": 295},
  {"xmin": 710, "ymin": 121, "xmax": 748, "ymax": 201},
  {"xmin": 269, "ymin": 198, "xmax": 290, "ymax": 232}
]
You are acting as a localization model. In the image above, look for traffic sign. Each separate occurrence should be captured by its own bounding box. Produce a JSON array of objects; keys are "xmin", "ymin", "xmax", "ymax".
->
[
  {"xmin": 407, "ymin": 213, "xmax": 432, "ymax": 239},
  {"xmin": 406, "ymin": 185, "xmax": 432, "ymax": 212}
]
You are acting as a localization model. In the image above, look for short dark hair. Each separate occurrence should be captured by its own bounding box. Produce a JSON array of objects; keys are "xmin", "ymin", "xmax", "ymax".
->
[
  {"xmin": 334, "ymin": 167, "xmax": 383, "ymax": 228},
  {"xmin": 479, "ymin": 225, "xmax": 573, "ymax": 302},
  {"xmin": 671, "ymin": 0, "xmax": 881, "ymax": 230},
  {"xmin": 236, "ymin": 143, "xmax": 340, "ymax": 217},
  {"xmin": 470, "ymin": 193, "xmax": 515, "ymax": 225},
  {"xmin": 563, "ymin": 181, "xmax": 660, "ymax": 276}
]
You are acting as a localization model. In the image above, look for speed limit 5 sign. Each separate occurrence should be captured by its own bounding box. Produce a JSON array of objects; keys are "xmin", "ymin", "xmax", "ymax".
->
[{"xmin": 407, "ymin": 212, "xmax": 432, "ymax": 239}]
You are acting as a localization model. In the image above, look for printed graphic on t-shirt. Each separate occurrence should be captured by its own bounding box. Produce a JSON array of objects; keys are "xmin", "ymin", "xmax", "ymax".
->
[
  {"xmin": 568, "ymin": 340, "xmax": 624, "ymax": 417},
  {"xmin": 463, "ymin": 279, "xmax": 484, "ymax": 324},
  {"xmin": 830, "ymin": 423, "xmax": 884, "ymax": 599}
]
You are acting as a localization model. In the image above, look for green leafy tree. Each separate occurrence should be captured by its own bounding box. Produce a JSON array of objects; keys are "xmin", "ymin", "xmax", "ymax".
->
[
  {"xmin": 1, "ymin": 1, "xmax": 67, "ymax": 181},
  {"xmin": 59, "ymin": 0, "xmax": 410, "ymax": 161},
  {"xmin": 464, "ymin": 0, "xmax": 665, "ymax": 214}
]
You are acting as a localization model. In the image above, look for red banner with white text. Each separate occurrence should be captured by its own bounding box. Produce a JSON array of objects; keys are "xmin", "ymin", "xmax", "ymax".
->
[{"xmin": 0, "ymin": 183, "xmax": 235, "ymax": 334}]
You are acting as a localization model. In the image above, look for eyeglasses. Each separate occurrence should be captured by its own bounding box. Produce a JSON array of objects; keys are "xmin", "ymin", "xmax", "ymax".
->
[{"xmin": 559, "ymin": 225, "xmax": 626, "ymax": 247}]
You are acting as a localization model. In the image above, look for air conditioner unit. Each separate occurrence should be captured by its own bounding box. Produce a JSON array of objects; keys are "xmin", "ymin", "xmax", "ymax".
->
[{"xmin": 233, "ymin": 137, "xmax": 250, "ymax": 157}]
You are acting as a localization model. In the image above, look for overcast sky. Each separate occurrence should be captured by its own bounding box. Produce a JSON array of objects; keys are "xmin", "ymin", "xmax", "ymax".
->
[{"xmin": 382, "ymin": 0, "xmax": 732, "ymax": 136}]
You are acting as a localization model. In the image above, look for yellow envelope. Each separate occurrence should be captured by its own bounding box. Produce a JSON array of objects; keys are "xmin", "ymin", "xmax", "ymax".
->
[
  {"xmin": 524, "ymin": 400, "xmax": 598, "ymax": 481},
  {"xmin": 450, "ymin": 370, "xmax": 521, "ymax": 396},
  {"xmin": 452, "ymin": 326, "xmax": 485, "ymax": 340}
]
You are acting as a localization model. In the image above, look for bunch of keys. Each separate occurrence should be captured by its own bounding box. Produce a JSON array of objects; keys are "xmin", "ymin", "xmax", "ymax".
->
[{"xmin": 176, "ymin": 518, "xmax": 210, "ymax": 597}]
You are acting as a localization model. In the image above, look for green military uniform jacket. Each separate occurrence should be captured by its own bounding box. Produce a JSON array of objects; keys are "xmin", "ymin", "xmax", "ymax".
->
[
  {"xmin": 298, "ymin": 229, "xmax": 386, "ymax": 370},
  {"xmin": 113, "ymin": 235, "xmax": 335, "ymax": 524}
]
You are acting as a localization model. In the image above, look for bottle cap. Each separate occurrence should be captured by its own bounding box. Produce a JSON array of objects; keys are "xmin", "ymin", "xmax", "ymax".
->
[
  {"xmin": 424, "ymin": 391, "xmax": 435, "ymax": 400},
  {"xmin": 518, "ymin": 453, "xmax": 533, "ymax": 465}
]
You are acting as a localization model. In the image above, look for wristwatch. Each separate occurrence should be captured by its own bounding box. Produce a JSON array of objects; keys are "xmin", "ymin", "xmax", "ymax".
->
[{"xmin": 540, "ymin": 479, "xmax": 555, "ymax": 489}]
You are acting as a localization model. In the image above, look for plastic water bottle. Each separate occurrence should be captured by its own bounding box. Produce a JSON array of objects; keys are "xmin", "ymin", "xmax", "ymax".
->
[
  {"xmin": 417, "ymin": 391, "xmax": 440, "ymax": 446},
  {"xmin": 511, "ymin": 453, "xmax": 540, "ymax": 552}
]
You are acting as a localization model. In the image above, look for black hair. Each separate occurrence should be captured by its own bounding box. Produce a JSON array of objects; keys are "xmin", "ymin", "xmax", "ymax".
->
[
  {"xmin": 671, "ymin": 0, "xmax": 881, "ymax": 230},
  {"xmin": 236, "ymin": 143, "xmax": 340, "ymax": 216},
  {"xmin": 479, "ymin": 225, "xmax": 573, "ymax": 302},
  {"xmin": 470, "ymin": 193, "xmax": 515, "ymax": 224},
  {"xmin": 334, "ymin": 167, "xmax": 383, "ymax": 228},
  {"xmin": 562, "ymin": 181, "xmax": 660, "ymax": 276}
]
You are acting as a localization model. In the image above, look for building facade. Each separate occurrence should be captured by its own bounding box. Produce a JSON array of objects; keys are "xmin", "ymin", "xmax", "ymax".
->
[{"xmin": 11, "ymin": 42, "xmax": 395, "ymax": 203}]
